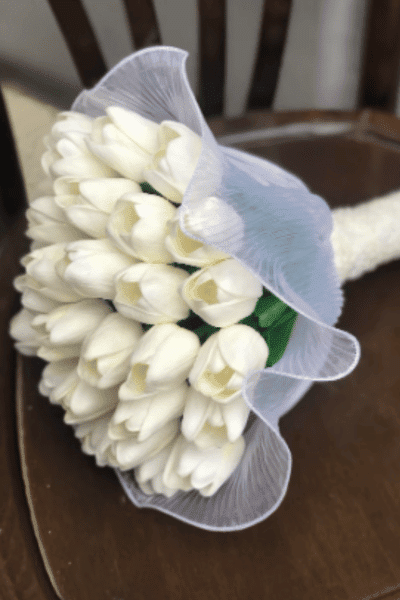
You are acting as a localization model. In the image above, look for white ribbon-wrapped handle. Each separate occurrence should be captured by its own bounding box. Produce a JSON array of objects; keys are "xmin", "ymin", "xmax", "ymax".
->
[{"xmin": 332, "ymin": 190, "xmax": 400, "ymax": 283}]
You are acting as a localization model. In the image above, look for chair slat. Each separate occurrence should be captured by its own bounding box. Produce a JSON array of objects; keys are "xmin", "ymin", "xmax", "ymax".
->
[
  {"xmin": 80, "ymin": 0, "xmax": 135, "ymax": 69},
  {"xmin": 199, "ymin": 0, "xmax": 226, "ymax": 117},
  {"xmin": 224, "ymin": 0, "xmax": 265, "ymax": 117},
  {"xmin": 152, "ymin": 0, "xmax": 199, "ymax": 94},
  {"xmin": 123, "ymin": 0, "xmax": 161, "ymax": 49},
  {"xmin": 359, "ymin": 0, "xmax": 400, "ymax": 113},
  {"xmin": 247, "ymin": 0, "xmax": 293, "ymax": 111},
  {"xmin": 47, "ymin": 0, "xmax": 107, "ymax": 88},
  {"xmin": 0, "ymin": 89, "xmax": 27, "ymax": 234}
]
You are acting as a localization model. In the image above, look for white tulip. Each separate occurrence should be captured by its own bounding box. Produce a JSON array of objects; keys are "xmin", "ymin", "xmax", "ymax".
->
[
  {"xmin": 219, "ymin": 395, "xmax": 251, "ymax": 442},
  {"xmin": 106, "ymin": 107, "xmax": 160, "ymax": 154},
  {"xmin": 59, "ymin": 239, "xmax": 136, "ymax": 299},
  {"xmin": 26, "ymin": 196, "xmax": 84, "ymax": 245},
  {"xmin": 31, "ymin": 299, "xmax": 111, "ymax": 347},
  {"xmin": 54, "ymin": 177, "xmax": 141, "ymax": 238},
  {"xmin": 107, "ymin": 193, "xmax": 175, "ymax": 262},
  {"xmin": 9, "ymin": 308, "xmax": 43, "ymax": 356},
  {"xmin": 112, "ymin": 420, "xmax": 179, "ymax": 470},
  {"xmin": 41, "ymin": 111, "xmax": 94, "ymax": 176},
  {"xmin": 182, "ymin": 195, "xmax": 245, "ymax": 254},
  {"xmin": 182, "ymin": 258, "xmax": 263, "ymax": 327},
  {"xmin": 119, "ymin": 323, "xmax": 200, "ymax": 400},
  {"xmin": 86, "ymin": 107, "xmax": 159, "ymax": 180},
  {"xmin": 189, "ymin": 325, "xmax": 269, "ymax": 402},
  {"xmin": 109, "ymin": 382, "xmax": 187, "ymax": 442},
  {"xmin": 74, "ymin": 413, "xmax": 119, "ymax": 467},
  {"xmin": 48, "ymin": 365, "xmax": 80, "ymax": 404},
  {"xmin": 114, "ymin": 263, "xmax": 189, "ymax": 324},
  {"xmin": 37, "ymin": 342, "xmax": 82, "ymax": 362},
  {"xmin": 38, "ymin": 357, "xmax": 79, "ymax": 399},
  {"xmin": 135, "ymin": 446, "xmax": 178, "ymax": 497},
  {"xmin": 162, "ymin": 433, "xmax": 245, "ymax": 496},
  {"xmin": 144, "ymin": 121, "xmax": 202, "ymax": 204},
  {"xmin": 181, "ymin": 388, "xmax": 250, "ymax": 443},
  {"xmin": 78, "ymin": 313, "xmax": 142, "ymax": 388},
  {"xmin": 165, "ymin": 212, "xmax": 228, "ymax": 267},
  {"xmin": 14, "ymin": 274, "xmax": 61, "ymax": 313},
  {"xmin": 43, "ymin": 124, "xmax": 116, "ymax": 180},
  {"xmin": 22, "ymin": 243, "xmax": 82, "ymax": 303},
  {"xmin": 43, "ymin": 362, "xmax": 118, "ymax": 422},
  {"xmin": 63, "ymin": 380, "xmax": 119, "ymax": 424},
  {"xmin": 50, "ymin": 111, "xmax": 94, "ymax": 139}
]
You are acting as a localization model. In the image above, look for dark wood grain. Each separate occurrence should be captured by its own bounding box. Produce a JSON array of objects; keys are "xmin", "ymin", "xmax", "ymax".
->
[
  {"xmin": 0, "ymin": 217, "xmax": 59, "ymax": 600},
  {"xmin": 359, "ymin": 0, "xmax": 400, "ymax": 112},
  {"xmin": 124, "ymin": 0, "xmax": 161, "ymax": 49},
  {"xmin": 199, "ymin": 0, "xmax": 226, "ymax": 117},
  {"xmin": 0, "ymin": 89, "xmax": 27, "ymax": 235},
  {"xmin": 248, "ymin": 0, "xmax": 293, "ymax": 111},
  {"xmin": 47, "ymin": 0, "xmax": 107, "ymax": 88},
  {"xmin": 10, "ymin": 110, "xmax": 400, "ymax": 600}
]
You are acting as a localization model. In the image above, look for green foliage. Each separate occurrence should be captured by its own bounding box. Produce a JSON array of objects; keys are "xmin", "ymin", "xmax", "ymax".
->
[
  {"xmin": 263, "ymin": 308, "xmax": 298, "ymax": 367},
  {"xmin": 139, "ymin": 182, "xmax": 163, "ymax": 196},
  {"xmin": 171, "ymin": 262, "xmax": 200, "ymax": 275}
]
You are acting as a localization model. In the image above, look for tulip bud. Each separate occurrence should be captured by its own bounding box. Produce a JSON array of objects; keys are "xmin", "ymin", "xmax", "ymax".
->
[
  {"xmin": 165, "ymin": 212, "xmax": 228, "ymax": 267},
  {"xmin": 26, "ymin": 196, "xmax": 84, "ymax": 245},
  {"xmin": 182, "ymin": 258, "xmax": 263, "ymax": 327},
  {"xmin": 107, "ymin": 193, "xmax": 175, "ymax": 262},
  {"xmin": 9, "ymin": 308, "xmax": 44, "ymax": 356},
  {"xmin": 39, "ymin": 357, "xmax": 79, "ymax": 399},
  {"xmin": 181, "ymin": 387, "xmax": 250, "ymax": 443},
  {"xmin": 114, "ymin": 263, "xmax": 190, "ymax": 324},
  {"xmin": 144, "ymin": 121, "xmax": 202, "ymax": 203},
  {"xmin": 135, "ymin": 446, "xmax": 178, "ymax": 497},
  {"xmin": 41, "ymin": 111, "xmax": 94, "ymax": 176},
  {"xmin": 86, "ymin": 107, "xmax": 159, "ymax": 180},
  {"xmin": 74, "ymin": 413, "xmax": 119, "ymax": 467},
  {"xmin": 113, "ymin": 420, "xmax": 179, "ymax": 470},
  {"xmin": 14, "ymin": 274, "xmax": 60, "ymax": 313},
  {"xmin": 119, "ymin": 323, "xmax": 200, "ymax": 400},
  {"xmin": 60, "ymin": 238, "xmax": 136, "ymax": 299},
  {"xmin": 51, "ymin": 111, "xmax": 94, "ymax": 140},
  {"xmin": 189, "ymin": 325, "xmax": 269, "ymax": 402},
  {"xmin": 44, "ymin": 362, "xmax": 118, "ymax": 423},
  {"xmin": 63, "ymin": 380, "xmax": 120, "ymax": 424},
  {"xmin": 163, "ymin": 433, "xmax": 245, "ymax": 496},
  {"xmin": 106, "ymin": 107, "xmax": 160, "ymax": 154},
  {"xmin": 43, "ymin": 121, "xmax": 116, "ymax": 180},
  {"xmin": 109, "ymin": 382, "xmax": 187, "ymax": 442},
  {"xmin": 54, "ymin": 177, "xmax": 141, "ymax": 238},
  {"xmin": 31, "ymin": 299, "xmax": 111, "ymax": 347},
  {"xmin": 182, "ymin": 195, "xmax": 245, "ymax": 254},
  {"xmin": 22, "ymin": 243, "xmax": 82, "ymax": 303},
  {"xmin": 37, "ymin": 342, "xmax": 82, "ymax": 362},
  {"xmin": 78, "ymin": 313, "xmax": 142, "ymax": 388}
]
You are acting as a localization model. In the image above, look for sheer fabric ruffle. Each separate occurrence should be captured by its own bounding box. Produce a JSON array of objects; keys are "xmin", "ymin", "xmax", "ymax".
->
[{"xmin": 73, "ymin": 47, "xmax": 360, "ymax": 531}]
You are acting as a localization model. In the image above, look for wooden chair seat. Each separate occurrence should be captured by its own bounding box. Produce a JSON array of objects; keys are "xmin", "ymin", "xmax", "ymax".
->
[{"xmin": 2, "ymin": 109, "xmax": 400, "ymax": 600}]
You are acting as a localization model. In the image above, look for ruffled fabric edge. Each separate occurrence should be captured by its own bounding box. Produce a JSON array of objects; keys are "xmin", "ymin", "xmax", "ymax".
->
[{"xmin": 72, "ymin": 46, "xmax": 360, "ymax": 530}]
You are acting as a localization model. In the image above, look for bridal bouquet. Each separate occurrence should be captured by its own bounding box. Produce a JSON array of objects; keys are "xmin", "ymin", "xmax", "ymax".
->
[{"xmin": 10, "ymin": 47, "xmax": 363, "ymax": 531}]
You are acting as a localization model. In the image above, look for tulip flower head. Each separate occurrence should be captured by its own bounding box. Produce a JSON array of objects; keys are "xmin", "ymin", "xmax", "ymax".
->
[{"xmin": 10, "ymin": 47, "xmax": 360, "ymax": 532}]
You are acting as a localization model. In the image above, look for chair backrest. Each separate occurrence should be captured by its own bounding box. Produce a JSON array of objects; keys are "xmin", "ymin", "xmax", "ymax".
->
[
  {"xmin": 2, "ymin": 0, "xmax": 400, "ymax": 118},
  {"xmin": 2, "ymin": 0, "xmax": 400, "ymax": 231}
]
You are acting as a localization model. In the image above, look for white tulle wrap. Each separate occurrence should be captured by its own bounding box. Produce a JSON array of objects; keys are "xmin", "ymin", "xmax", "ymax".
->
[{"xmin": 72, "ymin": 47, "xmax": 360, "ymax": 531}]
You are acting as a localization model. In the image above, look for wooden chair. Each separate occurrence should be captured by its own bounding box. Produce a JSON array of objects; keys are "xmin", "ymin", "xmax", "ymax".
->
[{"xmin": 2, "ymin": 2, "xmax": 400, "ymax": 598}]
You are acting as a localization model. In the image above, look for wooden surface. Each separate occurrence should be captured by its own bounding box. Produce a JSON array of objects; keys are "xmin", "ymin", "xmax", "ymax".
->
[{"xmin": 3, "ymin": 109, "xmax": 400, "ymax": 599}]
